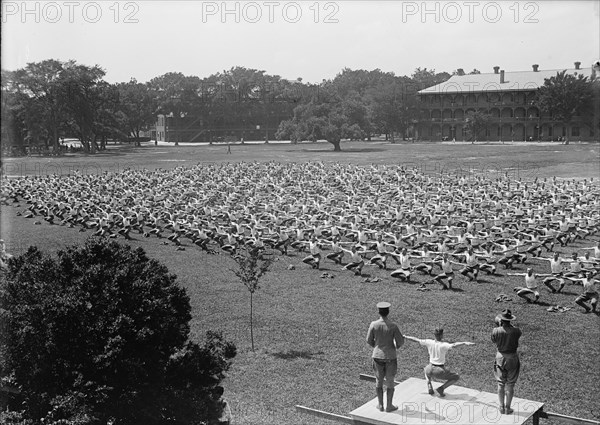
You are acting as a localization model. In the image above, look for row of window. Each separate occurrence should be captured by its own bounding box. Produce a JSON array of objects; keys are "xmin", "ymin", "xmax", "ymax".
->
[
  {"xmin": 420, "ymin": 92, "xmax": 536, "ymax": 105},
  {"xmin": 420, "ymin": 125, "xmax": 582, "ymax": 137},
  {"xmin": 425, "ymin": 111, "xmax": 540, "ymax": 119}
]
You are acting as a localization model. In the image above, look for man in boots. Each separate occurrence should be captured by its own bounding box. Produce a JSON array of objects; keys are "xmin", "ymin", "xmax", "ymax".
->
[
  {"xmin": 366, "ymin": 302, "xmax": 405, "ymax": 412},
  {"xmin": 491, "ymin": 309, "xmax": 522, "ymax": 415}
]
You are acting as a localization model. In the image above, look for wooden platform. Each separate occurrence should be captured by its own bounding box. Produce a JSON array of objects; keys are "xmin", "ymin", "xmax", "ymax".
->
[{"xmin": 349, "ymin": 377, "xmax": 544, "ymax": 425}]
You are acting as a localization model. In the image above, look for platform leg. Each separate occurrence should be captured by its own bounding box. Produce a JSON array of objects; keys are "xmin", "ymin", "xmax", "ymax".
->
[{"xmin": 532, "ymin": 410, "xmax": 540, "ymax": 425}]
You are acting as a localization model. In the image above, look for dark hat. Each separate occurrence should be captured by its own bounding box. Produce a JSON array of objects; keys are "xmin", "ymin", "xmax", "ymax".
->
[
  {"xmin": 499, "ymin": 309, "xmax": 516, "ymax": 321},
  {"xmin": 377, "ymin": 302, "xmax": 391, "ymax": 309}
]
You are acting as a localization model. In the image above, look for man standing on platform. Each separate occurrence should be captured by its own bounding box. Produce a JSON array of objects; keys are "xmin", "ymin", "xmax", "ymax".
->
[
  {"xmin": 366, "ymin": 302, "xmax": 405, "ymax": 413},
  {"xmin": 491, "ymin": 309, "xmax": 522, "ymax": 415},
  {"xmin": 404, "ymin": 328, "xmax": 475, "ymax": 397}
]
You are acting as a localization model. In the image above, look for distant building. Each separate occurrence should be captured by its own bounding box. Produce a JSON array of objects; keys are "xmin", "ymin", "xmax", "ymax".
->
[
  {"xmin": 155, "ymin": 114, "xmax": 208, "ymax": 144},
  {"xmin": 417, "ymin": 62, "xmax": 597, "ymax": 141},
  {"xmin": 155, "ymin": 106, "xmax": 293, "ymax": 144}
]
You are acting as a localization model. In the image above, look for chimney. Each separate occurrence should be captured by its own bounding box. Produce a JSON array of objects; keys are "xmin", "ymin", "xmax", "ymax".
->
[
  {"xmin": 532, "ymin": 64, "xmax": 539, "ymax": 72},
  {"xmin": 574, "ymin": 61, "xmax": 581, "ymax": 69},
  {"xmin": 500, "ymin": 70, "xmax": 505, "ymax": 84},
  {"xmin": 493, "ymin": 66, "xmax": 500, "ymax": 74},
  {"xmin": 457, "ymin": 68, "xmax": 465, "ymax": 76}
]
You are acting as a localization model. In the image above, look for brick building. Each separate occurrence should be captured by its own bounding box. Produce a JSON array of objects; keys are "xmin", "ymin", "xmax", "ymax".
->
[{"xmin": 417, "ymin": 62, "xmax": 597, "ymax": 142}]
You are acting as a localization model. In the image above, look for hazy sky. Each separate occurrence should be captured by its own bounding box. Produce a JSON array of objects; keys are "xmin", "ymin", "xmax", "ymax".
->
[{"xmin": 2, "ymin": 0, "xmax": 599, "ymax": 83}]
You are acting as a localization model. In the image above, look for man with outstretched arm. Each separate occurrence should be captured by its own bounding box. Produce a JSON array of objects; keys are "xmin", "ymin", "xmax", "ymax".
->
[
  {"xmin": 507, "ymin": 268, "xmax": 551, "ymax": 304},
  {"xmin": 404, "ymin": 328, "xmax": 475, "ymax": 397},
  {"xmin": 366, "ymin": 302, "xmax": 405, "ymax": 413},
  {"xmin": 566, "ymin": 271, "xmax": 599, "ymax": 314}
]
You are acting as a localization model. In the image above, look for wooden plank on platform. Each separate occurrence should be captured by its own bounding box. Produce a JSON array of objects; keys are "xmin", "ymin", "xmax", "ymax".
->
[
  {"xmin": 350, "ymin": 377, "xmax": 544, "ymax": 425},
  {"xmin": 295, "ymin": 405, "xmax": 356, "ymax": 424},
  {"xmin": 538, "ymin": 410, "xmax": 600, "ymax": 425}
]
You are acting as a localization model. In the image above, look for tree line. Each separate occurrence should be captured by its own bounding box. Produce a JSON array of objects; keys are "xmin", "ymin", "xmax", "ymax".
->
[
  {"xmin": 2, "ymin": 60, "xmax": 597, "ymax": 154},
  {"xmin": 1, "ymin": 60, "xmax": 452, "ymax": 153}
]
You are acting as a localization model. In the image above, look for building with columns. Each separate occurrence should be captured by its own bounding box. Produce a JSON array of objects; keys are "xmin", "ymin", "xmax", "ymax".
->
[{"xmin": 416, "ymin": 62, "xmax": 596, "ymax": 142}]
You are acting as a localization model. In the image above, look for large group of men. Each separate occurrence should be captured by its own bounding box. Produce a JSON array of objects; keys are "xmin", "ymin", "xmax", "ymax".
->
[{"xmin": 2, "ymin": 161, "xmax": 599, "ymax": 312}]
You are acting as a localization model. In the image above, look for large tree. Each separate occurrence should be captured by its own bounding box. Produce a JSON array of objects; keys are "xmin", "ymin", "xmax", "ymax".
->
[
  {"xmin": 150, "ymin": 72, "xmax": 203, "ymax": 117},
  {"xmin": 535, "ymin": 70, "xmax": 596, "ymax": 132},
  {"xmin": 278, "ymin": 69, "xmax": 395, "ymax": 144},
  {"xmin": 0, "ymin": 238, "xmax": 236, "ymax": 425},
  {"xmin": 7, "ymin": 59, "xmax": 72, "ymax": 150},
  {"xmin": 5, "ymin": 60, "xmax": 114, "ymax": 153},
  {"xmin": 411, "ymin": 67, "xmax": 451, "ymax": 90},
  {"xmin": 1, "ymin": 70, "xmax": 28, "ymax": 149},
  {"xmin": 464, "ymin": 110, "xmax": 492, "ymax": 142},
  {"xmin": 116, "ymin": 79, "xmax": 158, "ymax": 146},
  {"xmin": 365, "ymin": 75, "xmax": 419, "ymax": 141},
  {"xmin": 61, "ymin": 64, "xmax": 115, "ymax": 153},
  {"xmin": 276, "ymin": 99, "xmax": 364, "ymax": 151}
]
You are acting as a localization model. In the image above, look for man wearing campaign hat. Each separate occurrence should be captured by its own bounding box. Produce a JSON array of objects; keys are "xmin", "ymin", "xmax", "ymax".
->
[
  {"xmin": 366, "ymin": 302, "xmax": 405, "ymax": 412},
  {"xmin": 491, "ymin": 309, "xmax": 522, "ymax": 415}
]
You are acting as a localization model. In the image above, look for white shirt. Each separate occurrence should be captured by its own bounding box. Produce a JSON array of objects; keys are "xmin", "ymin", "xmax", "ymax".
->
[
  {"xmin": 441, "ymin": 259, "xmax": 453, "ymax": 273},
  {"xmin": 525, "ymin": 273, "xmax": 537, "ymax": 289},
  {"xmin": 399, "ymin": 254, "xmax": 411, "ymax": 269},
  {"xmin": 418, "ymin": 339, "xmax": 453, "ymax": 365},
  {"xmin": 582, "ymin": 278, "xmax": 598, "ymax": 294},
  {"xmin": 550, "ymin": 258, "xmax": 563, "ymax": 274},
  {"xmin": 465, "ymin": 253, "xmax": 478, "ymax": 267},
  {"xmin": 309, "ymin": 241, "xmax": 321, "ymax": 255},
  {"xmin": 350, "ymin": 251, "xmax": 362, "ymax": 263}
]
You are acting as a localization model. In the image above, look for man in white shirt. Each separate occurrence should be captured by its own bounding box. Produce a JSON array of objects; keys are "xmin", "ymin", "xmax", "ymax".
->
[
  {"xmin": 567, "ymin": 271, "xmax": 599, "ymax": 314},
  {"xmin": 405, "ymin": 328, "xmax": 474, "ymax": 397},
  {"xmin": 301, "ymin": 234, "xmax": 323, "ymax": 269},
  {"xmin": 508, "ymin": 268, "xmax": 551, "ymax": 304}
]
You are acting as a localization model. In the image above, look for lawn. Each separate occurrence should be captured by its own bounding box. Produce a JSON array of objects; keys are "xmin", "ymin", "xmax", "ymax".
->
[{"xmin": 1, "ymin": 140, "xmax": 599, "ymax": 425}]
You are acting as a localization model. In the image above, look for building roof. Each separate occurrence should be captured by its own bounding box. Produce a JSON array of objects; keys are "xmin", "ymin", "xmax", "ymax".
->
[{"xmin": 418, "ymin": 67, "xmax": 594, "ymax": 95}]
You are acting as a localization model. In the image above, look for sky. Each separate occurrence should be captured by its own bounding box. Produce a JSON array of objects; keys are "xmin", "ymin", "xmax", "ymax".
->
[{"xmin": 2, "ymin": 0, "xmax": 599, "ymax": 84}]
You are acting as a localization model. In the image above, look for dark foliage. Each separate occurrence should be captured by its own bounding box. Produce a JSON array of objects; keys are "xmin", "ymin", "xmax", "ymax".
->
[
  {"xmin": 0, "ymin": 238, "xmax": 236, "ymax": 425},
  {"xmin": 535, "ymin": 70, "xmax": 596, "ymax": 128}
]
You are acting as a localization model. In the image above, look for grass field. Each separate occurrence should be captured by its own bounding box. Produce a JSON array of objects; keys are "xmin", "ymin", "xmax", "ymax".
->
[{"xmin": 1, "ymin": 140, "xmax": 599, "ymax": 425}]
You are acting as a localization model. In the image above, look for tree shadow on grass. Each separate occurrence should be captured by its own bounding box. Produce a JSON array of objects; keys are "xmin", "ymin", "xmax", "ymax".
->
[
  {"xmin": 271, "ymin": 349, "xmax": 325, "ymax": 360},
  {"xmin": 294, "ymin": 148, "xmax": 386, "ymax": 153},
  {"xmin": 68, "ymin": 150, "xmax": 132, "ymax": 158}
]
